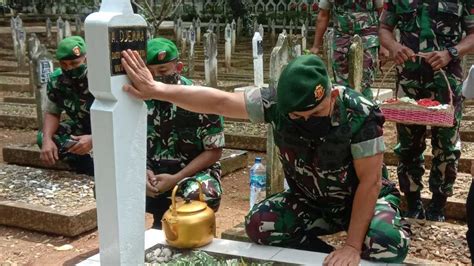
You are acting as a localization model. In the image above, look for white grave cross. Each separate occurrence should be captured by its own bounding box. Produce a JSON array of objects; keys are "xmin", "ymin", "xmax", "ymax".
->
[{"xmin": 84, "ymin": 0, "xmax": 148, "ymax": 264}]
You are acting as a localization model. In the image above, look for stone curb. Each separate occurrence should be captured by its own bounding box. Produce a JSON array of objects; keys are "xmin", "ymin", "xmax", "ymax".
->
[
  {"xmin": 3, "ymin": 96, "xmax": 35, "ymax": 104},
  {"xmin": 0, "ymin": 200, "xmax": 96, "ymax": 237},
  {"xmin": 0, "ymin": 114, "xmax": 37, "ymax": 129},
  {"xmin": 0, "ymin": 83, "xmax": 31, "ymax": 92}
]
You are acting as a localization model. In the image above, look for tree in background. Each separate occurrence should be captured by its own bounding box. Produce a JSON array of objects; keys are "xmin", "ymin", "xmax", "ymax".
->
[{"xmin": 132, "ymin": 0, "xmax": 183, "ymax": 36}]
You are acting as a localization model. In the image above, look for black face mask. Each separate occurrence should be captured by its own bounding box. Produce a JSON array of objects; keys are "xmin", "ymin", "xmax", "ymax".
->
[
  {"xmin": 154, "ymin": 72, "xmax": 180, "ymax": 84},
  {"xmin": 290, "ymin": 115, "xmax": 332, "ymax": 140}
]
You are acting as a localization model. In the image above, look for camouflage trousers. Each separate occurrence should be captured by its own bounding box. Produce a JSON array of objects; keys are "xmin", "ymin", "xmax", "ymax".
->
[
  {"xmin": 244, "ymin": 191, "xmax": 411, "ymax": 263},
  {"xmin": 394, "ymin": 66, "xmax": 464, "ymax": 197},
  {"xmin": 146, "ymin": 167, "xmax": 222, "ymax": 229},
  {"xmin": 332, "ymin": 37, "xmax": 378, "ymax": 99},
  {"xmin": 37, "ymin": 120, "xmax": 94, "ymax": 176}
]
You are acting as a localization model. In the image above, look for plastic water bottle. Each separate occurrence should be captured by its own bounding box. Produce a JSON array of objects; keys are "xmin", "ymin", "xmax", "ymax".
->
[{"xmin": 249, "ymin": 157, "xmax": 266, "ymax": 210}]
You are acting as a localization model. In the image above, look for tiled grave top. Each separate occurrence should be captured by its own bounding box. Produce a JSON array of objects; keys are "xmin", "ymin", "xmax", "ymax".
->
[{"xmin": 78, "ymin": 229, "xmax": 379, "ymax": 265}]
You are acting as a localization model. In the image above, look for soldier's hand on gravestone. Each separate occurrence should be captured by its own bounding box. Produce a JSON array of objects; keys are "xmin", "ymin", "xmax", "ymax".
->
[
  {"xmin": 146, "ymin": 170, "xmax": 160, "ymax": 198},
  {"xmin": 389, "ymin": 43, "xmax": 416, "ymax": 65},
  {"xmin": 418, "ymin": 50, "xmax": 452, "ymax": 71},
  {"xmin": 121, "ymin": 49, "xmax": 158, "ymax": 100},
  {"xmin": 40, "ymin": 138, "xmax": 59, "ymax": 165},
  {"xmin": 323, "ymin": 245, "xmax": 360, "ymax": 266},
  {"xmin": 68, "ymin": 135, "xmax": 93, "ymax": 155},
  {"xmin": 155, "ymin": 173, "xmax": 180, "ymax": 194}
]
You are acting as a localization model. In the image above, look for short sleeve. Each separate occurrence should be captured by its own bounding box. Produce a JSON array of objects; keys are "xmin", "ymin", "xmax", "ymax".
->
[
  {"xmin": 462, "ymin": 0, "xmax": 474, "ymax": 32},
  {"xmin": 199, "ymin": 115, "xmax": 225, "ymax": 150},
  {"xmin": 351, "ymin": 107, "xmax": 386, "ymax": 159},
  {"xmin": 244, "ymin": 87, "xmax": 265, "ymax": 123},
  {"xmin": 380, "ymin": 0, "xmax": 399, "ymax": 28},
  {"xmin": 319, "ymin": 0, "xmax": 332, "ymax": 10}
]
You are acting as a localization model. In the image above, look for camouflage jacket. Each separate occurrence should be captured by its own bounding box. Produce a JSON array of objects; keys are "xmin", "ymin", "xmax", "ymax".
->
[
  {"xmin": 320, "ymin": 0, "xmax": 384, "ymax": 48},
  {"xmin": 381, "ymin": 0, "xmax": 474, "ymax": 53},
  {"xmin": 245, "ymin": 85, "xmax": 389, "ymax": 208},
  {"xmin": 145, "ymin": 76, "xmax": 225, "ymax": 174},
  {"xmin": 45, "ymin": 68, "xmax": 94, "ymax": 135}
]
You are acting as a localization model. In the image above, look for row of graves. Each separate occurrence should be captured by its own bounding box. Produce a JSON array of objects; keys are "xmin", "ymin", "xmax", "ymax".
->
[{"xmin": 0, "ymin": 4, "xmax": 474, "ymax": 264}]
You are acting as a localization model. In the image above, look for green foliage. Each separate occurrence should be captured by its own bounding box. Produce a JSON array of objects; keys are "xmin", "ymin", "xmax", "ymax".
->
[{"xmin": 162, "ymin": 250, "xmax": 275, "ymax": 266}]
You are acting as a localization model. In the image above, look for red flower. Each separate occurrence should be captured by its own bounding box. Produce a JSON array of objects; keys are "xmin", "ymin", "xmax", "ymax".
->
[
  {"xmin": 301, "ymin": 3, "xmax": 307, "ymax": 11},
  {"xmin": 312, "ymin": 3, "xmax": 319, "ymax": 12}
]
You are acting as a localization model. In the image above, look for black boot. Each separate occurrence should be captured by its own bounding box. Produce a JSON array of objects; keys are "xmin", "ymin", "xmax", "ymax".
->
[
  {"xmin": 405, "ymin": 191, "xmax": 425, "ymax": 219},
  {"xmin": 426, "ymin": 193, "xmax": 447, "ymax": 222}
]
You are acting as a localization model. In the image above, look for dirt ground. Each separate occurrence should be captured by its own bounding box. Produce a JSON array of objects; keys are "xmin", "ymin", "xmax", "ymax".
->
[{"xmin": 0, "ymin": 127, "xmax": 256, "ymax": 265}]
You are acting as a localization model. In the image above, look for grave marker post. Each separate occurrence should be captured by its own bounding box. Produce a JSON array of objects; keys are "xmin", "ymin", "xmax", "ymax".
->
[{"xmin": 84, "ymin": 0, "xmax": 148, "ymax": 264}]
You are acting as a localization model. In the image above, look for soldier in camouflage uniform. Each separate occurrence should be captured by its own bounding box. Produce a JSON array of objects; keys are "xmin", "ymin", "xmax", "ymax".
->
[
  {"xmin": 122, "ymin": 53, "xmax": 411, "ymax": 263},
  {"xmin": 38, "ymin": 36, "xmax": 94, "ymax": 176},
  {"xmin": 310, "ymin": 0, "xmax": 387, "ymax": 99},
  {"xmin": 379, "ymin": 0, "xmax": 474, "ymax": 221},
  {"xmin": 144, "ymin": 38, "xmax": 225, "ymax": 229}
]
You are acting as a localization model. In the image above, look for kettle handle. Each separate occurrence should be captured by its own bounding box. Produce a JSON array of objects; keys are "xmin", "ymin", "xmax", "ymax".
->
[{"xmin": 170, "ymin": 177, "xmax": 205, "ymax": 217}]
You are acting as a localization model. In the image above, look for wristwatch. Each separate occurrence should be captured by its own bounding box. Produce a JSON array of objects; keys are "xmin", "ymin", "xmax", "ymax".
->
[{"xmin": 447, "ymin": 47, "xmax": 459, "ymax": 60}]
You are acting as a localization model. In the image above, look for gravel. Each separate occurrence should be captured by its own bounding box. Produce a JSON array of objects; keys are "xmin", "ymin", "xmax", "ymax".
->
[{"xmin": 0, "ymin": 164, "xmax": 95, "ymax": 213}]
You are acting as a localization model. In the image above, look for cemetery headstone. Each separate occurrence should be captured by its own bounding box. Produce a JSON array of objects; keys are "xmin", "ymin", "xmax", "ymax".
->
[
  {"xmin": 216, "ymin": 18, "xmax": 221, "ymax": 43},
  {"xmin": 267, "ymin": 32, "xmax": 288, "ymax": 196},
  {"xmin": 84, "ymin": 0, "xmax": 148, "ymax": 264},
  {"xmin": 52, "ymin": 3, "xmax": 57, "ymax": 14},
  {"xmin": 237, "ymin": 17, "xmax": 243, "ymax": 38},
  {"xmin": 252, "ymin": 32, "xmax": 264, "ymax": 87},
  {"xmin": 204, "ymin": 31, "xmax": 218, "ymax": 87},
  {"xmin": 64, "ymin": 20, "xmax": 72, "ymax": 38},
  {"xmin": 46, "ymin": 18, "xmax": 52, "ymax": 40},
  {"xmin": 33, "ymin": 44, "xmax": 53, "ymax": 129},
  {"xmin": 57, "ymin": 17, "xmax": 65, "ymax": 45},
  {"xmin": 196, "ymin": 17, "xmax": 201, "ymax": 44},
  {"xmin": 231, "ymin": 19, "xmax": 236, "ymax": 53},
  {"xmin": 258, "ymin": 24, "xmax": 264, "ymax": 39},
  {"xmin": 225, "ymin": 24, "xmax": 232, "ymax": 70},
  {"xmin": 188, "ymin": 26, "xmax": 196, "ymax": 77},
  {"xmin": 209, "ymin": 18, "xmax": 215, "ymax": 33},
  {"xmin": 181, "ymin": 29, "xmax": 187, "ymax": 57},
  {"xmin": 289, "ymin": 20, "xmax": 294, "ymax": 36},
  {"xmin": 17, "ymin": 28, "xmax": 27, "ymax": 72},
  {"xmin": 301, "ymin": 24, "xmax": 307, "ymax": 51},
  {"xmin": 176, "ymin": 17, "xmax": 183, "ymax": 44},
  {"xmin": 271, "ymin": 19, "xmax": 276, "ymax": 43},
  {"xmin": 75, "ymin": 15, "xmax": 82, "ymax": 35},
  {"xmin": 253, "ymin": 18, "xmax": 258, "ymax": 33}
]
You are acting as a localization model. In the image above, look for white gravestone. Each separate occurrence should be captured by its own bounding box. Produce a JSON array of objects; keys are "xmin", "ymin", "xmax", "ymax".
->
[
  {"xmin": 17, "ymin": 28, "xmax": 27, "ymax": 72},
  {"xmin": 56, "ymin": 17, "xmax": 65, "ymax": 45},
  {"xmin": 75, "ymin": 15, "xmax": 82, "ymax": 35},
  {"xmin": 289, "ymin": 20, "xmax": 294, "ymax": 36},
  {"xmin": 271, "ymin": 19, "xmax": 276, "ymax": 42},
  {"xmin": 216, "ymin": 18, "xmax": 220, "ymax": 43},
  {"xmin": 209, "ymin": 18, "xmax": 215, "ymax": 33},
  {"xmin": 252, "ymin": 32, "xmax": 264, "ymax": 87},
  {"xmin": 231, "ymin": 19, "xmax": 236, "ymax": 54},
  {"xmin": 181, "ymin": 29, "xmax": 187, "ymax": 56},
  {"xmin": 204, "ymin": 31, "xmax": 218, "ymax": 87},
  {"xmin": 64, "ymin": 20, "xmax": 72, "ymax": 38},
  {"xmin": 188, "ymin": 26, "xmax": 196, "ymax": 77},
  {"xmin": 46, "ymin": 18, "xmax": 52, "ymax": 39},
  {"xmin": 196, "ymin": 17, "xmax": 201, "ymax": 44},
  {"xmin": 258, "ymin": 24, "xmax": 264, "ymax": 39},
  {"xmin": 34, "ymin": 44, "xmax": 53, "ymax": 129},
  {"xmin": 176, "ymin": 17, "xmax": 183, "ymax": 44},
  {"xmin": 84, "ymin": 0, "xmax": 147, "ymax": 264},
  {"xmin": 301, "ymin": 24, "xmax": 307, "ymax": 51},
  {"xmin": 10, "ymin": 18, "xmax": 18, "ymax": 70},
  {"xmin": 267, "ymin": 32, "xmax": 288, "ymax": 195},
  {"xmin": 237, "ymin": 17, "xmax": 243, "ymax": 38},
  {"xmin": 225, "ymin": 24, "xmax": 232, "ymax": 70}
]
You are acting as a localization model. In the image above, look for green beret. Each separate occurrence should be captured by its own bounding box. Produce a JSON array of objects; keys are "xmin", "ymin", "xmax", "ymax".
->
[
  {"xmin": 146, "ymin": 37, "xmax": 179, "ymax": 65},
  {"xmin": 277, "ymin": 55, "xmax": 331, "ymax": 114},
  {"xmin": 56, "ymin": 36, "xmax": 86, "ymax": 60}
]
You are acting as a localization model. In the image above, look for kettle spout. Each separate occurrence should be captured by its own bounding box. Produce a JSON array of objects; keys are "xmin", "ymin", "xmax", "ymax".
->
[{"xmin": 161, "ymin": 218, "xmax": 178, "ymax": 241}]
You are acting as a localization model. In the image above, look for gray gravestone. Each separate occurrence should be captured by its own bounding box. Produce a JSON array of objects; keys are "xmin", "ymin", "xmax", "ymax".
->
[
  {"xmin": 33, "ymin": 44, "xmax": 53, "ymax": 129},
  {"xmin": 46, "ymin": 18, "xmax": 52, "ymax": 40},
  {"xmin": 289, "ymin": 20, "xmax": 294, "ymax": 36},
  {"xmin": 64, "ymin": 20, "xmax": 72, "ymax": 38},
  {"xmin": 225, "ymin": 24, "xmax": 232, "ymax": 69},
  {"xmin": 188, "ymin": 26, "xmax": 196, "ymax": 77},
  {"xmin": 267, "ymin": 32, "xmax": 288, "ymax": 195},
  {"xmin": 181, "ymin": 29, "xmax": 187, "ymax": 56},
  {"xmin": 57, "ymin": 17, "xmax": 65, "ymax": 45},
  {"xmin": 216, "ymin": 18, "xmax": 221, "ymax": 43},
  {"xmin": 237, "ymin": 17, "xmax": 243, "ymax": 38},
  {"xmin": 196, "ymin": 17, "xmax": 201, "ymax": 44},
  {"xmin": 204, "ymin": 31, "xmax": 218, "ymax": 87},
  {"xmin": 301, "ymin": 24, "xmax": 307, "ymax": 51},
  {"xmin": 75, "ymin": 15, "xmax": 82, "ymax": 35},
  {"xmin": 208, "ymin": 18, "xmax": 215, "ymax": 33},
  {"xmin": 231, "ymin": 19, "xmax": 236, "ymax": 53}
]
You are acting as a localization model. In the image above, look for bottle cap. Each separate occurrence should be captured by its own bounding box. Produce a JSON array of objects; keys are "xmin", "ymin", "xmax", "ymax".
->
[{"xmin": 255, "ymin": 157, "xmax": 261, "ymax": 163}]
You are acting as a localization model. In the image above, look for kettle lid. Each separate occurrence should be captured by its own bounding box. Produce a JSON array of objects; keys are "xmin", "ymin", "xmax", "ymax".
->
[{"xmin": 175, "ymin": 200, "xmax": 207, "ymax": 213}]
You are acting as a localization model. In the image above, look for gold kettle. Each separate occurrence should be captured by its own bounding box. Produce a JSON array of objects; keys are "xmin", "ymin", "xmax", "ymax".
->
[{"xmin": 161, "ymin": 177, "xmax": 216, "ymax": 248}]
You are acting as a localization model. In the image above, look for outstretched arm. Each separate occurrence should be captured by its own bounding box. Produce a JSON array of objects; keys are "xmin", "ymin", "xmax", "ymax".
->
[{"xmin": 121, "ymin": 49, "xmax": 249, "ymax": 119}]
